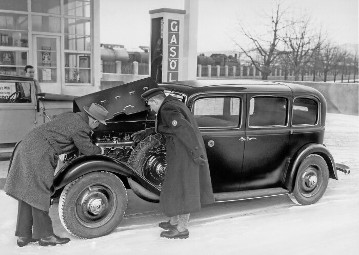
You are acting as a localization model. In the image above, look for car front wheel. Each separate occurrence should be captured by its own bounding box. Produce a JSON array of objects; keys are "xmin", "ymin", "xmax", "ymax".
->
[
  {"xmin": 58, "ymin": 172, "xmax": 128, "ymax": 238},
  {"xmin": 289, "ymin": 154, "xmax": 329, "ymax": 205}
]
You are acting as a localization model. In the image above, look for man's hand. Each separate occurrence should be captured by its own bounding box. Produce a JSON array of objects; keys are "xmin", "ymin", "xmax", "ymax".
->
[{"xmin": 131, "ymin": 130, "xmax": 147, "ymax": 143}]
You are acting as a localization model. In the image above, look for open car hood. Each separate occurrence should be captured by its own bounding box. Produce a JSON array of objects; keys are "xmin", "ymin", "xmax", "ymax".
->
[{"xmin": 73, "ymin": 77, "xmax": 158, "ymax": 120}]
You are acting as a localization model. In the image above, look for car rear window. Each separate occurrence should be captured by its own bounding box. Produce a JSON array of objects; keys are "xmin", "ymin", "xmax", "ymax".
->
[
  {"xmin": 292, "ymin": 97, "xmax": 318, "ymax": 125},
  {"xmin": 193, "ymin": 97, "xmax": 240, "ymax": 128},
  {"xmin": 248, "ymin": 96, "xmax": 288, "ymax": 127}
]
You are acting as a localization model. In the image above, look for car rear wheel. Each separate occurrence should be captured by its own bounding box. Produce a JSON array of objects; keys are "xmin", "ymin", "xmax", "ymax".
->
[
  {"xmin": 58, "ymin": 172, "xmax": 127, "ymax": 238},
  {"xmin": 128, "ymin": 134, "xmax": 166, "ymax": 188},
  {"xmin": 289, "ymin": 154, "xmax": 329, "ymax": 205}
]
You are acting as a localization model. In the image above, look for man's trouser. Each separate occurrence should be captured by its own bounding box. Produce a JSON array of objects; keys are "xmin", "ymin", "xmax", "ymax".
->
[
  {"xmin": 15, "ymin": 200, "xmax": 54, "ymax": 239},
  {"xmin": 169, "ymin": 214, "xmax": 190, "ymax": 232}
]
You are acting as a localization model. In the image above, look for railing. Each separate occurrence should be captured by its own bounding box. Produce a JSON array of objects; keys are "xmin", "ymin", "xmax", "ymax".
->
[{"xmin": 196, "ymin": 64, "xmax": 358, "ymax": 82}]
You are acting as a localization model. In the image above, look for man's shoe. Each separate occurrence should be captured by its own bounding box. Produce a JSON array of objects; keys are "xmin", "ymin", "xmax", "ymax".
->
[
  {"xmin": 17, "ymin": 237, "xmax": 38, "ymax": 247},
  {"xmin": 39, "ymin": 235, "xmax": 70, "ymax": 246},
  {"xmin": 160, "ymin": 228, "xmax": 189, "ymax": 239},
  {"xmin": 159, "ymin": 221, "xmax": 178, "ymax": 230}
]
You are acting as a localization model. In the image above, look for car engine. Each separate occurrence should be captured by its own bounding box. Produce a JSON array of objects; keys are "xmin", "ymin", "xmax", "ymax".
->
[{"xmin": 95, "ymin": 132, "xmax": 134, "ymax": 161}]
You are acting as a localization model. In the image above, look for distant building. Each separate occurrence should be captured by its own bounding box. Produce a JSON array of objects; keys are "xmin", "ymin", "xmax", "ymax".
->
[
  {"xmin": 0, "ymin": 0, "xmax": 200, "ymax": 94},
  {"xmin": 0, "ymin": 0, "xmax": 101, "ymax": 95}
]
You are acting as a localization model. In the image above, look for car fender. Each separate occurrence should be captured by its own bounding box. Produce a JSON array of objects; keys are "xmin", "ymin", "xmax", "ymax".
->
[
  {"xmin": 284, "ymin": 143, "xmax": 337, "ymax": 192},
  {"xmin": 53, "ymin": 154, "xmax": 161, "ymax": 201},
  {"xmin": 53, "ymin": 154, "xmax": 133, "ymax": 192}
]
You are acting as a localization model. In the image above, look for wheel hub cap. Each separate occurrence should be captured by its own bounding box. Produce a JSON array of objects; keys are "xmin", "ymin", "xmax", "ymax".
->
[
  {"xmin": 76, "ymin": 185, "xmax": 116, "ymax": 228},
  {"xmin": 306, "ymin": 175, "xmax": 318, "ymax": 188},
  {"xmin": 300, "ymin": 166, "xmax": 320, "ymax": 195},
  {"xmin": 87, "ymin": 198, "xmax": 104, "ymax": 215}
]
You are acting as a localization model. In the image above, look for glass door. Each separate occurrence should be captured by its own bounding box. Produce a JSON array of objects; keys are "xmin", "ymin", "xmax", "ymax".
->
[{"xmin": 33, "ymin": 35, "xmax": 60, "ymax": 86}]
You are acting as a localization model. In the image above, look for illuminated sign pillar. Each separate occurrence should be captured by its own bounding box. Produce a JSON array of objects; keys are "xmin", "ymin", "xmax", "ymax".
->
[{"xmin": 149, "ymin": 9, "xmax": 185, "ymax": 82}]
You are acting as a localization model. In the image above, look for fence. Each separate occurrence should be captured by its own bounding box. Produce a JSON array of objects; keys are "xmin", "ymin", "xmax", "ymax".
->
[{"xmin": 197, "ymin": 64, "xmax": 358, "ymax": 82}]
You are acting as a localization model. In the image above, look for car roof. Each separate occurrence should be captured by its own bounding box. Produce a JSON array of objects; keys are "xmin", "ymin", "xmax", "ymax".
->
[{"xmin": 160, "ymin": 79, "xmax": 324, "ymax": 99}]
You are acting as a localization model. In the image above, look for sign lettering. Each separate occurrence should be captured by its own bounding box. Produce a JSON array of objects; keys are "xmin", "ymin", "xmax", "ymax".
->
[
  {"xmin": 169, "ymin": 46, "xmax": 179, "ymax": 58},
  {"xmin": 170, "ymin": 21, "xmax": 179, "ymax": 32},
  {"xmin": 0, "ymin": 82, "xmax": 16, "ymax": 99},
  {"xmin": 168, "ymin": 19, "xmax": 180, "ymax": 81},
  {"xmin": 169, "ymin": 33, "xmax": 179, "ymax": 44}
]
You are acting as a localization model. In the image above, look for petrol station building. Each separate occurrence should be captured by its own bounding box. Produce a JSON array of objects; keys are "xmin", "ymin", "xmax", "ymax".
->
[{"xmin": 0, "ymin": 0, "xmax": 198, "ymax": 96}]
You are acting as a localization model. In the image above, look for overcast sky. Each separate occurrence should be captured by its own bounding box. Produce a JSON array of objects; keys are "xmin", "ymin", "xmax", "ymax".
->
[{"xmin": 100, "ymin": 0, "xmax": 358, "ymax": 52}]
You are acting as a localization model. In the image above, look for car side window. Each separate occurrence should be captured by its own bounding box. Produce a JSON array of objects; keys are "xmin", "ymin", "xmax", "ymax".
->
[
  {"xmin": 193, "ymin": 97, "xmax": 241, "ymax": 128},
  {"xmin": 249, "ymin": 96, "xmax": 288, "ymax": 127},
  {"xmin": 0, "ymin": 81, "xmax": 32, "ymax": 103},
  {"xmin": 292, "ymin": 97, "xmax": 318, "ymax": 125}
]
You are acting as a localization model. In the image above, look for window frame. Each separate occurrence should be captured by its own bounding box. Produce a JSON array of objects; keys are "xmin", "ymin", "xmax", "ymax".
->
[
  {"xmin": 191, "ymin": 94, "xmax": 243, "ymax": 130},
  {"xmin": 291, "ymin": 96, "xmax": 320, "ymax": 127},
  {"xmin": 247, "ymin": 95, "xmax": 289, "ymax": 129},
  {"xmin": 63, "ymin": 2, "xmax": 92, "ymax": 86},
  {"xmin": 0, "ymin": 10, "xmax": 29, "ymax": 76}
]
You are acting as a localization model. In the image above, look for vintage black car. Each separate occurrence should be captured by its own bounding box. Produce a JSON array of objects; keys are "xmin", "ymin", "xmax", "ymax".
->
[{"xmin": 52, "ymin": 78, "xmax": 337, "ymax": 238}]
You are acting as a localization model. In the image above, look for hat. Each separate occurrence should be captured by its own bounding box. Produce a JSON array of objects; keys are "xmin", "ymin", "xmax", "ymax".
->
[
  {"xmin": 141, "ymin": 87, "xmax": 165, "ymax": 101},
  {"xmin": 83, "ymin": 103, "xmax": 109, "ymax": 125}
]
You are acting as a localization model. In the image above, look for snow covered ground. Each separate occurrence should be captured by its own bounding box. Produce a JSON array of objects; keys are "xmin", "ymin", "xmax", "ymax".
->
[{"xmin": 0, "ymin": 113, "xmax": 358, "ymax": 255}]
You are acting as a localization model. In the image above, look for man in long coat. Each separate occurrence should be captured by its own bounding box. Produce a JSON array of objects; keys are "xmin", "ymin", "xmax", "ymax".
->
[
  {"xmin": 133, "ymin": 88, "xmax": 214, "ymax": 239},
  {"xmin": 5, "ymin": 103, "xmax": 108, "ymax": 247}
]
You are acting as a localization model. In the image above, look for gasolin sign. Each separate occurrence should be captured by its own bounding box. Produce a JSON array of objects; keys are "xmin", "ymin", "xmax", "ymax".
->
[{"xmin": 168, "ymin": 19, "xmax": 179, "ymax": 82}]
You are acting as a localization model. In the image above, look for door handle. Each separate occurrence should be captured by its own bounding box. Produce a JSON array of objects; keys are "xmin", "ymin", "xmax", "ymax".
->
[
  {"xmin": 247, "ymin": 137, "xmax": 257, "ymax": 141},
  {"xmin": 239, "ymin": 137, "xmax": 246, "ymax": 142}
]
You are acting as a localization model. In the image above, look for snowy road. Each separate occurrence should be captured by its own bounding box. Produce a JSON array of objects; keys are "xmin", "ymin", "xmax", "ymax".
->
[{"xmin": 0, "ymin": 113, "xmax": 358, "ymax": 255}]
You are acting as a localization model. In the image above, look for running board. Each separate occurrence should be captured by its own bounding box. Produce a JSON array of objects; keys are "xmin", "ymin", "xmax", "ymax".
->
[{"xmin": 214, "ymin": 188, "xmax": 289, "ymax": 202}]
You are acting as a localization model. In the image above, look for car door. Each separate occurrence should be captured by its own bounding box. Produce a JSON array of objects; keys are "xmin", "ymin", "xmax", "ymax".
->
[
  {"xmin": 0, "ymin": 79, "xmax": 37, "ymax": 144},
  {"xmin": 190, "ymin": 94, "xmax": 245, "ymax": 192},
  {"xmin": 241, "ymin": 94, "xmax": 291, "ymax": 190}
]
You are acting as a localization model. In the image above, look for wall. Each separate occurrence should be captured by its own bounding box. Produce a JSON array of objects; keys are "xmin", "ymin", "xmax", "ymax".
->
[{"xmin": 283, "ymin": 81, "xmax": 359, "ymax": 116}]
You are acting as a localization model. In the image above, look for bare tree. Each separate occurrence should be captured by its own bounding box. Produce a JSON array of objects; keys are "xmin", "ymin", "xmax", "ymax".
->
[
  {"xmin": 319, "ymin": 42, "xmax": 340, "ymax": 82},
  {"xmin": 353, "ymin": 52, "xmax": 358, "ymax": 83},
  {"xmin": 233, "ymin": 2, "xmax": 287, "ymax": 80},
  {"xmin": 330, "ymin": 49, "xmax": 348, "ymax": 82},
  {"xmin": 282, "ymin": 16, "xmax": 323, "ymax": 81}
]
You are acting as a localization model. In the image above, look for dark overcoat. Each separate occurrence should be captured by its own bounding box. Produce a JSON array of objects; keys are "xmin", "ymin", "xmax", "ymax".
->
[
  {"xmin": 5, "ymin": 112, "xmax": 101, "ymax": 211},
  {"xmin": 156, "ymin": 96, "xmax": 214, "ymax": 217}
]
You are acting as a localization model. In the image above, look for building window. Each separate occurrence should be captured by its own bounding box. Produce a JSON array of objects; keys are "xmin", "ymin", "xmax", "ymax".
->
[
  {"xmin": 0, "ymin": 51, "xmax": 27, "ymax": 75},
  {"xmin": 65, "ymin": 53, "xmax": 90, "ymax": 83},
  {"xmin": 0, "ymin": 0, "xmax": 27, "ymax": 12},
  {"xmin": 31, "ymin": 0, "xmax": 60, "ymax": 14},
  {"xmin": 0, "ymin": 12, "xmax": 28, "ymax": 75},
  {"xmin": 32, "ymin": 15, "xmax": 61, "ymax": 33},
  {"xmin": 64, "ymin": 18, "xmax": 91, "ymax": 51},
  {"xmin": 36, "ymin": 37, "xmax": 58, "ymax": 83},
  {"xmin": 0, "ymin": 13, "xmax": 28, "ymax": 47},
  {"xmin": 64, "ymin": 0, "xmax": 92, "ymax": 84},
  {"xmin": 0, "ymin": 30, "xmax": 28, "ymax": 48},
  {"xmin": 0, "ymin": 0, "xmax": 94, "ymax": 86},
  {"xmin": 64, "ymin": 0, "xmax": 91, "ymax": 18}
]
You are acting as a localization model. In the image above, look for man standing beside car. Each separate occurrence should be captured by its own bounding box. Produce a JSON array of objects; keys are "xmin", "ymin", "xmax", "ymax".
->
[
  {"xmin": 132, "ymin": 88, "xmax": 214, "ymax": 239},
  {"xmin": 5, "ymin": 103, "xmax": 108, "ymax": 247},
  {"xmin": 24, "ymin": 65, "xmax": 42, "ymax": 94}
]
